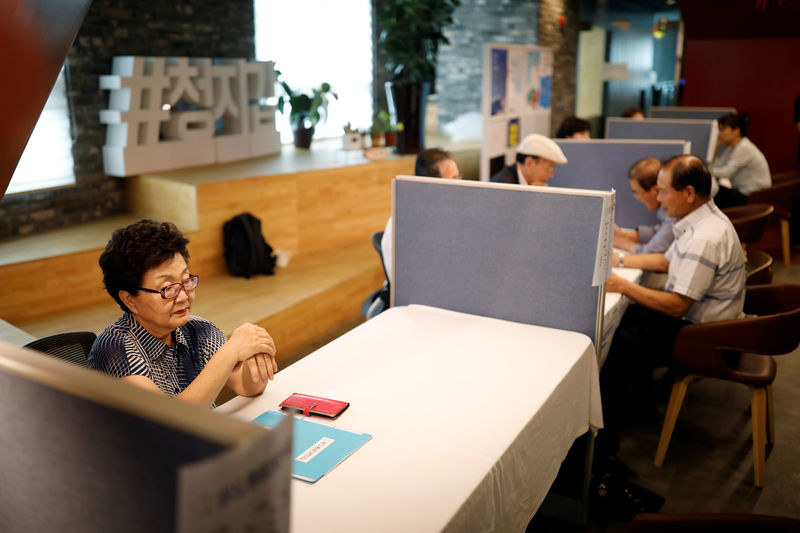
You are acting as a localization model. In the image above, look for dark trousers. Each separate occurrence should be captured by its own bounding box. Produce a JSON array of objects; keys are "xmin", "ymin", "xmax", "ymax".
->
[
  {"xmin": 600, "ymin": 305, "xmax": 690, "ymax": 431},
  {"xmin": 714, "ymin": 186, "xmax": 748, "ymax": 209}
]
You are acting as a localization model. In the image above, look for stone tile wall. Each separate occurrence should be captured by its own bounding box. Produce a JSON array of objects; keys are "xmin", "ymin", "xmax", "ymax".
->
[{"xmin": 0, "ymin": 0, "xmax": 255, "ymax": 239}]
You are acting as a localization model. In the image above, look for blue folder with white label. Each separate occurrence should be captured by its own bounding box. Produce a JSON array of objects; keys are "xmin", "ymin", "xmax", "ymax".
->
[{"xmin": 252, "ymin": 410, "xmax": 372, "ymax": 483}]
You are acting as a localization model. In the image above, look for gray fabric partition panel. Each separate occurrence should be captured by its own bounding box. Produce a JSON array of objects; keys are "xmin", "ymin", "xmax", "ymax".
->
[
  {"xmin": 553, "ymin": 140, "xmax": 689, "ymax": 229},
  {"xmin": 649, "ymin": 107, "xmax": 735, "ymax": 120},
  {"xmin": 605, "ymin": 118, "xmax": 716, "ymax": 162},
  {"xmin": 0, "ymin": 370, "xmax": 225, "ymax": 533},
  {"xmin": 393, "ymin": 178, "xmax": 606, "ymax": 341}
]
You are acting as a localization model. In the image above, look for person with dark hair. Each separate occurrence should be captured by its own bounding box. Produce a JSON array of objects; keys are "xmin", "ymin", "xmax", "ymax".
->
[
  {"xmin": 89, "ymin": 220, "xmax": 277, "ymax": 408},
  {"xmin": 603, "ymin": 155, "xmax": 745, "ymax": 426},
  {"xmin": 414, "ymin": 148, "xmax": 460, "ymax": 179},
  {"xmin": 381, "ymin": 148, "xmax": 461, "ymax": 281},
  {"xmin": 490, "ymin": 133, "xmax": 568, "ymax": 185},
  {"xmin": 710, "ymin": 112, "xmax": 771, "ymax": 208},
  {"xmin": 555, "ymin": 115, "xmax": 591, "ymax": 139},
  {"xmin": 614, "ymin": 158, "xmax": 675, "ymax": 255},
  {"xmin": 622, "ymin": 107, "xmax": 644, "ymax": 120}
]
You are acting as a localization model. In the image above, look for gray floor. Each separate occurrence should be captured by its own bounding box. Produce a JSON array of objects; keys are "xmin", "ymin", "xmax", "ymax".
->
[{"xmin": 529, "ymin": 260, "xmax": 800, "ymax": 532}]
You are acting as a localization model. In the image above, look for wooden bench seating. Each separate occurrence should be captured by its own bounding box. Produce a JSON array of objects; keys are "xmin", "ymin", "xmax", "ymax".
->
[{"xmin": 0, "ymin": 147, "xmax": 415, "ymax": 364}]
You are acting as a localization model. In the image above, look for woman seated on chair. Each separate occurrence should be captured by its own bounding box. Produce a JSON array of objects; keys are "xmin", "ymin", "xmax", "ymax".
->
[
  {"xmin": 710, "ymin": 112, "xmax": 771, "ymax": 208},
  {"xmin": 88, "ymin": 220, "xmax": 277, "ymax": 408}
]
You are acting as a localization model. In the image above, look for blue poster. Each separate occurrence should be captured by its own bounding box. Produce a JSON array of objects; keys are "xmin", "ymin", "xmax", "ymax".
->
[
  {"xmin": 539, "ymin": 75, "xmax": 552, "ymax": 109},
  {"xmin": 490, "ymin": 48, "xmax": 508, "ymax": 115}
]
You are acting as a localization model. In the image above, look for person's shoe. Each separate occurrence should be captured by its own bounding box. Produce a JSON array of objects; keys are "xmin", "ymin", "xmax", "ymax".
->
[{"xmin": 590, "ymin": 474, "xmax": 666, "ymax": 521}]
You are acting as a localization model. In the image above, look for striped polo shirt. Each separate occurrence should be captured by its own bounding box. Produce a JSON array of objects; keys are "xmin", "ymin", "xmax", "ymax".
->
[
  {"xmin": 88, "ymin": 312, "xmax": 226, "ymax": 399},
  {"xmin": 665, "ymin": 201, "xmax": 746, "ymax": 324}
]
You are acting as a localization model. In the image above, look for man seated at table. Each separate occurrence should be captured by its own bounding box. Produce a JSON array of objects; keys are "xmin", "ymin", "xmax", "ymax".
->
[
  {"xmin": 89, "ymin": 220, "xmax": 277, "ymax": 408},
  {"xmin": 603, "ymin": 154, "xmax": 746, "ymax": 425},
  {"xmin": 614, "ymin": 157, "xmax": 675, "ymax": 256},
  {"xmin": 490, "ymin": 133, "xmax": 568, "ymax": 186},
  {"xmin": 556, "ymin": 115, "xmax": 591, "ymax": 139},
  {"xmin": 381, "ymin": 148, "xmax": 461, "ymax": 281}
]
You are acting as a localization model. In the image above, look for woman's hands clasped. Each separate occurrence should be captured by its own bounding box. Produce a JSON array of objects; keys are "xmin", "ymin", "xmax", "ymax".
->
[{"xmin": 226, "ymin": 323, "xmax": 278, "ymax": 383}]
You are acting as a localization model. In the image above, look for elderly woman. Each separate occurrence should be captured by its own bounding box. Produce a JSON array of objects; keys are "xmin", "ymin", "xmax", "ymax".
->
[{"xmin": 89, "ymin": 220, "xmax": 276, "ymax": 407}]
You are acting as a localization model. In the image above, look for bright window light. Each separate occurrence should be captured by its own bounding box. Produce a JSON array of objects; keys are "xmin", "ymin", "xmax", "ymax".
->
[
  {"xmin": 254, "ymin": 0, "xmax": 373, "ymax": 143},
  {"xmin": 6, "ymin": 66, "xmax": 76, "ymax": 195}
]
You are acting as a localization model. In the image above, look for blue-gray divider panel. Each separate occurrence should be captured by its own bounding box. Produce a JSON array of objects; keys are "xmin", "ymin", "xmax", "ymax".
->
[
  {"xmin": 393, "ymin": 178, "xmax": 605, "ymax": 341},
  {"xmin": 0, "ymin": 369, "xmax": 225, "ymax": 533},
  {"xmin": 606, "ymin": 118, "xmax": 715, "ymax": 162},
  {"xmin": 553, "ymin": 140, "xmax": 688, "ymax": 229},
  {"xmin": 650, "ymin": 107, "xmax": 735, "ymax": 120}
]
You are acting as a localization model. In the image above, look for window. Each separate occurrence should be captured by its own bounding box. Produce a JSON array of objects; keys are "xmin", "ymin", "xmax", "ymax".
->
[
  {"xmin": 6, "ymin": 66, "xmax": 76, "ymax": 195},
  {"xmin": 254, "ymin": 0, "xmax": 373, "ymax": 143}
]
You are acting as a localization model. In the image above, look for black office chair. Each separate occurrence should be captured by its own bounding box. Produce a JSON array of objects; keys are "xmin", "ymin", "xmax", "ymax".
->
[
  {"xmin": 361, "ymin": 231, "xmax": 390, "ymax": 319},
  {"xmin": 24, "ymin": 331, "xmax": 97, "ymax": 367}
]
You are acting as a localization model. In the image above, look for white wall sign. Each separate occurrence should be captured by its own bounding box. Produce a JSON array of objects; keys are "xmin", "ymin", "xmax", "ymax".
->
[
  {"xmin": 100, "ymin": 56, "xmax": 281, "ymax": 177},
  {"xmin": 480, "ymin": 43, "xmax": 553, "ymax": 181}
]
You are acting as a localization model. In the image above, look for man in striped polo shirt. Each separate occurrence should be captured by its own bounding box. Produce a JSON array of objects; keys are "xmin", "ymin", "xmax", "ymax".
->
[{"xmin": 602, "ymin": 154, "xmax": 746, "ymax": 428}]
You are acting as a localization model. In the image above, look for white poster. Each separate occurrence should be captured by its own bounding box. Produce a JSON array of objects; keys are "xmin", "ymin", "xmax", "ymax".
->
[{"xmin": 481, "ymin": 43, "xmax": 553, "ymax": 181}]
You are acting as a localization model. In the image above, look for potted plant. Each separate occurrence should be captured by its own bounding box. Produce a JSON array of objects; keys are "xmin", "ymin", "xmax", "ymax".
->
[
  {"xmin": 276, "ymin": 71, "xmax": 338, "ymax": 149},
  {"xmin": 378, "ymin": 0, "xmax": 460, "ymax": 153},
  {"xmin": 342, "ymin": 122, "xmax": 364, "ymax": 150},
  {"xmin": 378, "ymin": 110, "xmax": 396, "ymax": 147},
  {"xmin": 369, "ymin": 122, "xmax": 384, "ymax": 148}
]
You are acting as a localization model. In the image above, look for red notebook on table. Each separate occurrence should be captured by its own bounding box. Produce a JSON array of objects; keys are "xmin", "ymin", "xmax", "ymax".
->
[{"xmin": 279, "ymin": 393, "xmax": 349, "ymax": 419}]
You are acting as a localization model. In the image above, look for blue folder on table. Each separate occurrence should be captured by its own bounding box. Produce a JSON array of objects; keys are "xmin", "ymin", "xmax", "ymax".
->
[{"xmin": 252, "ymin": 410, "xmax": 372, "ymax": 483}]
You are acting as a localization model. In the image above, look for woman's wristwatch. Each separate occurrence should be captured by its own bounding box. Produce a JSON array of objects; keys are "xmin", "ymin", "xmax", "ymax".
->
[{"xmin": 618, "ymin": 253, "xmax": 625, "ymax": 268}]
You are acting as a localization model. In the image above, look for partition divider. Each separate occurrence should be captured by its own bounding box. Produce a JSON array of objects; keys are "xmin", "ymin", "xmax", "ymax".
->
[
  {"xmin": 391, "ymin": 176, "xmax": 614, "ymax": 348},
  {"xmin": 606, "ymin": 117, "xmax": 718, "ymax": 163},
  {"xmin": 553, "ymin": 139, "xmax": 690, "ymax": 229}
]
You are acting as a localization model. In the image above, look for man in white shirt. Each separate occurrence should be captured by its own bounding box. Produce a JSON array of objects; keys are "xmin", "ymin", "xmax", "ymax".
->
[
  {"xmin": 489, "ymin": 133, "xmax": 568, "ymax": 186},
  {"xmin": 710, "ymin": 112, "xmax": 771, "ymax": 208},
  {"xmin": 603, "ymin": 154, "xmax": 746, "ymax": 426}
]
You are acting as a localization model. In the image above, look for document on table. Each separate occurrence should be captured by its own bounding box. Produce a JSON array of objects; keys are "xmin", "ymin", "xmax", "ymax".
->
[{"xmin": 252, "ymin": 410, "xmax": 372, "ymax": 483}]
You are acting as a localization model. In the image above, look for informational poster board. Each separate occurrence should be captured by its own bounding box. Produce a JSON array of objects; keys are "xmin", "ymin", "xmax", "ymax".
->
[{"xmin": 481, "ymin": 43, "xmax": 553, "ymax": 181}]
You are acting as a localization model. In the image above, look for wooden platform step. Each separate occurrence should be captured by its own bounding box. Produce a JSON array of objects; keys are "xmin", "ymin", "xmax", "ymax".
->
[{"xmin": 12, "ymin": 241, "xmax": 385, "ymax": 365}]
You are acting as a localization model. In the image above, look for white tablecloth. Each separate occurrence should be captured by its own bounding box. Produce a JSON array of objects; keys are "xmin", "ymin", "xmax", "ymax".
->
[
  {"xmin": 601, "ymin": 266, "xmax": 643, "ymax": 366},
  {"xmin": 218, "ymin": 305, "xmax": 601, "ymax": 533}
]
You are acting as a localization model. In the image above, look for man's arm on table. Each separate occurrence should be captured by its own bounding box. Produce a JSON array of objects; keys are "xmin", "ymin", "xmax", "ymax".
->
[
  {"xmin": 607, "ymin": 273, "xmax": 694, "ymax": 319},
  {"xmin": 608, "ymin": 252, "xmax": 693, "ymax": 319},
  {"xmin": 613, "ymin": 251, "xmax": 669, "ymax": 272}
]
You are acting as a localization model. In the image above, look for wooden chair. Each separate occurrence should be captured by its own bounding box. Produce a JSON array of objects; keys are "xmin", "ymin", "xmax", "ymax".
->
[
  {"xmin": 745, "ymin": 249, "xmax": 773, "ymax": 286},
  {"xmin": 24, "ymin": 331, "xmax": 96, "ymax": 366},
  {"xmin": 747, "ymin": 179, "xmax": 800, "ymax": 265},
  {"xmin": 722, "ymin": 203, "xmax": 773, "ymax": 249},
  {"xmin": 654, "ymin": 284, "xmax": 800, "ymax": 487}
]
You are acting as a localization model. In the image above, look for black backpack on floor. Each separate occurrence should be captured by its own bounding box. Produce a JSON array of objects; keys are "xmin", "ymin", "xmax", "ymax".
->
[{"xmin": 222, "ymin": 213, "xmax": 277, "ymax": 278}]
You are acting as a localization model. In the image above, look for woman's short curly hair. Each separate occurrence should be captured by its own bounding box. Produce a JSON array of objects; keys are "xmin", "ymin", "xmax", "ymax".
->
[{"xmin": 99, "ymin": 220, "xmax": 190, "ymax": 312}]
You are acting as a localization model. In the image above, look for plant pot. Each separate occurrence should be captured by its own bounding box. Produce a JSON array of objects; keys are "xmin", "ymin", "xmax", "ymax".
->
[
  {"xmin": 370, "ymin": 133, "xmax": 383, "ymax": 148},
  {"xmin": 343, "ymin": 133, "xmax": 363, "ymax": 150},
  {"xmin": 293, "ymin": 126, "xmax": 315, "ymax": 149},
  {"xmin": 384, "ymin": 131, "xmax": 396, "ymax": 147},
  {"xmin": 385, "ymin": 81, "xmax": 430, "ymax": 154}
]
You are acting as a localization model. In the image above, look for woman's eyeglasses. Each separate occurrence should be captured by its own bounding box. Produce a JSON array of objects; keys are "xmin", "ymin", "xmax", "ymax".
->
[{"xmin": 138, "ymin": 274, "xmax": 199, "ymax": 300}]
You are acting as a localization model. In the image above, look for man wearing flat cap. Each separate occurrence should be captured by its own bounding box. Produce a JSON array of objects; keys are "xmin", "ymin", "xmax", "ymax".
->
[{"xmin": 490, "ymin": 133, "xmax": 568, "ymax": 186}]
